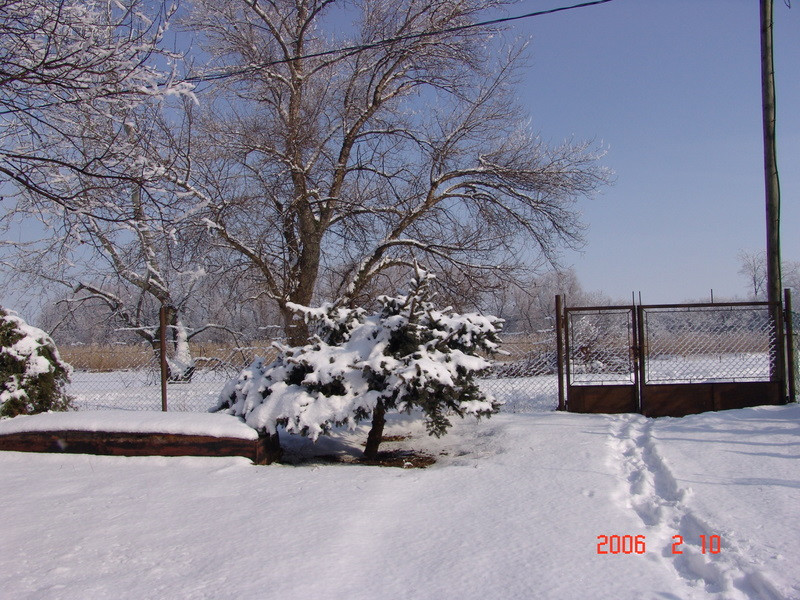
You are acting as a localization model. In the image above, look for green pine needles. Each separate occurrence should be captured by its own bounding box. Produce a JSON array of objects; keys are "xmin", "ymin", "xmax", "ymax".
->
[
  {"xmin": 0, "ymin": 308, "xmax": 73, "ymax": 418},
  {"xmin": 216, "ymin": 267, "xmax": 503, "ymax": 459}
]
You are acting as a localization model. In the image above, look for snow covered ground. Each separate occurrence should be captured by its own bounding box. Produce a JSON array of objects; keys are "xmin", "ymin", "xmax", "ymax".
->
[{"xmin": 1, "ymin": 402, "xmax": 798, "ymax": 599}]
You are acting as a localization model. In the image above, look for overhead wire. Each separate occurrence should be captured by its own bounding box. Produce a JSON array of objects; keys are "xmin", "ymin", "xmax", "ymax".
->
[{"xmin": 185, "ymin": 0, "xmax": 617, "ymax": 83}]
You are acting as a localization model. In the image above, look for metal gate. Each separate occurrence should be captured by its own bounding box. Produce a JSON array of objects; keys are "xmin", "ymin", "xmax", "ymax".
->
[
  {"xmin": 557, "ymin": 301, "xmax": 640, "ymax": 413},
  {"xmin": 556, "ymin": 294, "xmax": 794, "ymax": 417}
]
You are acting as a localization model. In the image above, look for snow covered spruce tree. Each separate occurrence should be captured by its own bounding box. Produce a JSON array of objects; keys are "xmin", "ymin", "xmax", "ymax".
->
[
  {"xmin": 0, "ymin": 308, "xmax": 73, "ymax": 418},
  {"xmin": 215, "ymin": 268, "xmax": 502, "ymax": 459}
]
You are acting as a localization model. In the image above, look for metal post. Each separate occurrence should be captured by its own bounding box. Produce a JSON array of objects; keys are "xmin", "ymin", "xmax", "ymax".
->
[
  {"xmin": 636, "ymin": 304, "xmax": 647, "ymax": 415},
  {"xmin": 563, "ymin": 300, "xmax": 572, "ymax": 412},
  {"xmin": 159, "ymin": 304, "xmax": 168, "ymax": 412},
  {"xmin": 784, "ymin": 288, "xmax": 796, "ymax": 403},
  {"xmin": 555, "ymin": 295, "xmax": 566, "ymax": 411}
]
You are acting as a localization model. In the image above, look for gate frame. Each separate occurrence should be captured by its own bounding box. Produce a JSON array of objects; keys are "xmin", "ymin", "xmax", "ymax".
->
[
  {"xmin": 558, "ymin": 302, "xmax": 639, "ymax": 414},
  {"xmin": 556, "ymin": 292, "xmax": 796, "ymax": 417}
]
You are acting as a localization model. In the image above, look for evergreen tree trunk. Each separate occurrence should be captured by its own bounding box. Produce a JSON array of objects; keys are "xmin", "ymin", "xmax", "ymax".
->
[
  {"xmin": 261, "ymin": 431, "xmax": 282, "ymax": 464},
  {"xmin": 363, "ymin": 400, "xmax": 386, "ymax": 460}
]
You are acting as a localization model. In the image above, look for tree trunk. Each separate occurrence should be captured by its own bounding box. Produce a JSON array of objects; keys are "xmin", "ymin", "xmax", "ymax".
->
[
  {"xmin": 259, "ymin": 431, "xmax": 282, "ymax": 465},
  {"xmin": 363, "ymin": 399, "xmax": 386, "ymax": 460},
  {"xmin": 281, "ymin": 303, "xmax": 310, "ymax": 346}
]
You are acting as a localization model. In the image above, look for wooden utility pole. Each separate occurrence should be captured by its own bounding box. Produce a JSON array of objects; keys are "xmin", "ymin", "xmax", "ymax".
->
[{"xmin": 760, "ymin": 0, "xmax": 786, "ymax": 390}]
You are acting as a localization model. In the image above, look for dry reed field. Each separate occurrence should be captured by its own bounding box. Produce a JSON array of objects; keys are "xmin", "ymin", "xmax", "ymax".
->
[
  {"xmin": 60, "ymin": 335, "xmax": 552, "ymax": 375},
  {"xmin": 60, "ymin": 342, "xmax": 280, "ymax": 373}
]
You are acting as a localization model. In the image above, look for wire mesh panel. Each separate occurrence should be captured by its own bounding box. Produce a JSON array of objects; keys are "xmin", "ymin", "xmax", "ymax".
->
[
  {"xmin": 61, "ymin": 331, "xmax": 559, "ymax": 414},
  {"xmin": 566, "ymin": 308, "xmax": 636, "ymax": 385},
  {"xmin": 558, "ymin": 298, "xmax": 789, "ymax": 416},
  {"xmin": 62, "ymin": 343, "xmax": 278, "ymax": 412},
  {"xmin": 61, "ymin": 344, "xmax": 158, "ymax": 411},
  {"xmin": 480, "ymin": 332, "xmax": 559, "ymax": 412},
  {"xmin": 641, "ymin": 304, "xmax": 775, "ymax": 384}
]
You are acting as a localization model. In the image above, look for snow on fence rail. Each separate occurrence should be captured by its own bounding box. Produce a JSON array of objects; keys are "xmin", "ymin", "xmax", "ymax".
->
[{"xmin": 61, "ymin": 335, "xmax": 561, "ymax": 415}]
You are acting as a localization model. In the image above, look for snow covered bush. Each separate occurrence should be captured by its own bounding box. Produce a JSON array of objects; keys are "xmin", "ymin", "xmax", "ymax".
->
[
  {"xmin": 215, "ymin": 268, "xmax": 503, "ymax": 459},
  {"xmin": 0, "ymin": 308, "xmax": 73, "ymax": 418}
]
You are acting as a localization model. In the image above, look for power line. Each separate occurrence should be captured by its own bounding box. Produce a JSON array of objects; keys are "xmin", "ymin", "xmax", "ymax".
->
[{"xmin": 186, "ymin": 0, "xmax": 617, "ymax": 83}]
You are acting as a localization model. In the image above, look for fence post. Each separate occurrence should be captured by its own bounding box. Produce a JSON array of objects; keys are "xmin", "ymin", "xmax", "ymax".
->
[
  {"xmin": 563, "ymin": 298, "xmax": 572, "ymax": 411},
  {"xmin": 635, "ymin": 304, "xmax": 646, "ymax": 414},
  {"xmin": 159, "ymin": 304, "xmax": 168, "ymax": 412},
  {"xmin": 555, "ymin": 295, "xmax": 566, "ymax": 411},
  {"xmin": 768, "ymin": 297, "xmax": 787, "ymax": 397},
  {"xmin": 784, "ymin": 288, "xmax": 796, "ymax": 404}
]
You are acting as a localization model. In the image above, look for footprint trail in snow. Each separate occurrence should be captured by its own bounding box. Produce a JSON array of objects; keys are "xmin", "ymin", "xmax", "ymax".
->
[{"xmin": 607, "ymin": 415, "xmax": 789, "ymax": 600}]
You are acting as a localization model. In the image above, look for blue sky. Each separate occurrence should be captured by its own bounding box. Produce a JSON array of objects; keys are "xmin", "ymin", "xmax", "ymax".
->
[{"xmin": 506, "ymin": 0, "xmax": 799, "ymax": 302}]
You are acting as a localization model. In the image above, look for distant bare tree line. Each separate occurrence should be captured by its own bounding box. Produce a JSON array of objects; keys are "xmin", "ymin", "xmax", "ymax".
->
[{"xmin": 737, "ymin": 249, "xmax": 800, "ymax": 301}]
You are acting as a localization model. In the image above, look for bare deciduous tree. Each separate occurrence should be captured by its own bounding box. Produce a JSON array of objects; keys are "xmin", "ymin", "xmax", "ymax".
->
[
  {"xmin": 0, "ymin": 0, "xmax": 191, "ymax": 210},
  {"xmin": 3, "ymin": 188, "xmax": 222, "ymax": 379},
  {"xmin": 177, "ymin": 0, "xmax": 611, "ymax": 343},
  {"xmin": 0, "ymin": 1, "xmax": 211, "ymax": 376},
  {"xmin": 738, "ymin": 249, "xmax": 800, "ymax": 300},
  {"xmin": 738, "ymin": 249, "xmax": 768, "ymax": 300},
  {"xmin": 2, "ymin": 0, "xmax": 612, "ymax": 351}
]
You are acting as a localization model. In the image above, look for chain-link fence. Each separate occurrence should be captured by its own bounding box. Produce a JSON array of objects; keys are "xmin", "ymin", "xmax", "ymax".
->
[
  {"xmin": 790, "ymin": 310, "xmax": 800, "ymax": 397},
  {"xmin": 62, "ymin": 343, "xmax": 277, "ymax": 412},
  {"xmin": 60, "ymin": 298, "xmax": 797, "ymax": 416},
  {"xmin": 640, "ymin": 304, "xmax": 776, "ymax": 384},
  {"xmin": 562, "ymin": 303, "xmax": 779, "ymax": 387},
  {"xmin": 566, "ymin": 307, "xmax": 637, "ymax": 385},
  {"xmin": 559, "ymin": 297, "xmax": 793, "ymax": 416},
  {"xmin": 62, "ymin": 332, "xmax": 560, "ymax": 415},
  {"xmin": 480, "ymin": 331, "xmax": 559, "ymax": 412}
]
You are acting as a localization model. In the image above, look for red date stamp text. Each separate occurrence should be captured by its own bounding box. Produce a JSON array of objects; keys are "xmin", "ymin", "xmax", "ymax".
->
[{"xmin": 596, "ymin": 534, "xmax": 722, "ymax": 555}]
